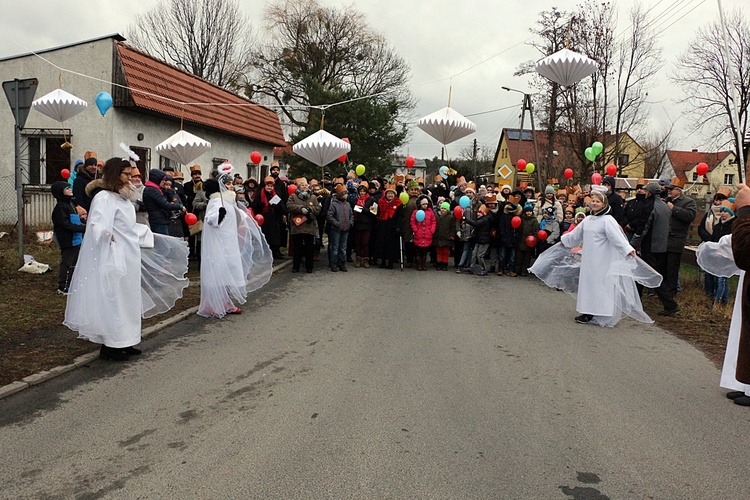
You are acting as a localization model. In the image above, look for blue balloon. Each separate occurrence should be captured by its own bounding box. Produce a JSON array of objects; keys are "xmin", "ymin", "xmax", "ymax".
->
[
  {"xmin": 95, "ymin": 91, "xmax": 113, "ymax": 116},
  {"xmin": 439, "ymin": 165, "xmax": 448, "ymax": 174},
  {"xmin": 459, "ymin": 195, "xmax": 470, "ymax": 209},
  {"xmin": 416, "ymin": 209, "xmax": 425, "ymax": 222}
]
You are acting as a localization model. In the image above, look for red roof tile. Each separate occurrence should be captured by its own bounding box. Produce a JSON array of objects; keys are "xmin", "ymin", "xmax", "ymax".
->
[
  {"xmin": 667, "ymin": 150, "xmax": 732, "ymax": 181},
  {"xmin": 116, "ymin": 43, "xmax": 286, "ymax": 147}
]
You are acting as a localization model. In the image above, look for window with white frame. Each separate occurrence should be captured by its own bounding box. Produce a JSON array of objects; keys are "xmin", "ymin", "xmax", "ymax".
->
[{"xmin": 725, "ymin": 174, "xmax": 735, "ymax": 185}]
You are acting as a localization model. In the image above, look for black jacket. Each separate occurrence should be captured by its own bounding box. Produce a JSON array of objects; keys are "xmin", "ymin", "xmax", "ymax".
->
[
  {"xmin": 143, "ymin": 169, "xmax": 183, "ymax": 226},
  {"xmin": 51, "ymin": 181, "xmax": 86, "ymax": 248}
]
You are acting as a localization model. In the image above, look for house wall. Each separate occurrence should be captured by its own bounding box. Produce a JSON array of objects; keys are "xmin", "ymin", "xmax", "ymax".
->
[
  {"xmin": 683, "ymin": 155, "xmax": 740, "ymax": 198},
  {"xmin": 608, "ymin": 135, "xmax": 645, "ymax": 178},
  {"xmin": 0, "ymin": 37, "xmax": 277, "ymax": 225},
  {"xmin": 493, "ymin": 136, "xmax": 516, "ymax": 187}
]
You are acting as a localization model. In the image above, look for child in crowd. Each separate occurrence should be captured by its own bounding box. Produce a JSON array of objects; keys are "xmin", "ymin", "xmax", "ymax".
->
[
  {"xmin": 410, "ymin": 195, "xmax": 437, "ymax": 271},
  {"xmin": 515, "ymin": 203, "xmax": 539, "ymax": 277},
  {"xmin": 51, "ymin": 181, "xmax": 87, "ymax": 295},
  {"xmin": 433, "ymin": 202, "xmax": 456, "ymax": 271},
  {"xmin": 537, "ymin": 206, "xmax": 560, "ymax": 254},
  {"xmin": 463, "ymin": 204, "xmax": 492, "ymax": 276},
  {"xmin": 497, "ymin": 201, "xmax": 522, "ymax": 276}
]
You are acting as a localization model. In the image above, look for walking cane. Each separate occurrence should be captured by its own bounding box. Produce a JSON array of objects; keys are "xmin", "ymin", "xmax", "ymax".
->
[{"xmin": 399, "ymin": 235, "xmax": 404, "ymax": 272}]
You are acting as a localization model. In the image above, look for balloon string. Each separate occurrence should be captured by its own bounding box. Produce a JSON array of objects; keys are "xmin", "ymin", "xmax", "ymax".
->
[
  {"xmin": 448, "ymin": 84, "xmax": 452, "ymax": 108},
  {"xmin": 320, "ymin": 110, "xmax": 325, "ymax": 130}
]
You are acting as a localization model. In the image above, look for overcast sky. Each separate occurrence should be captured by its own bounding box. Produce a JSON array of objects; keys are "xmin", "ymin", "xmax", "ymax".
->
[{"xmin": 0, "ymin": 0, "xmax": 745, "ymax": 159}]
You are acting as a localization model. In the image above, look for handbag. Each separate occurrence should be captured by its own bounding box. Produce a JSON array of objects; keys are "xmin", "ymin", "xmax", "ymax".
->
[{"xmin": 188, "ymin": 220, "xmax": 204, "ymax": 236}]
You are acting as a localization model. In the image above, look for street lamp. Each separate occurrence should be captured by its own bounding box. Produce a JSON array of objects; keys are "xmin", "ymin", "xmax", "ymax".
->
[{"xmin": 502, "ymin": 86, "xmax": 542, "ymax": 190}]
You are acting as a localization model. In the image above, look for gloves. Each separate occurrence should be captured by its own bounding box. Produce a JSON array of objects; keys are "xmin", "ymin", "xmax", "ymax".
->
[
  {"xmin": 218, "ymin": 207, "xmax": 227, "ymax": 225},
  {"xmin": 301, "ymin": 207, "xmax": 309, "ymax": 214}
]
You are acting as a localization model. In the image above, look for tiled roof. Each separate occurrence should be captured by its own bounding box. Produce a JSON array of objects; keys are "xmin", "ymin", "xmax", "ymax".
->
[
  {"xmin": 666, "ymin": 150, "xmax": 732, "ymax": 181},
  {"xmin": 116, "ymin": 42, "xmax": 286, "ymax": 147}
]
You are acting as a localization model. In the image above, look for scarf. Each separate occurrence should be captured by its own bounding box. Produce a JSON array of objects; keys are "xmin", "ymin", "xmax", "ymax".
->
[
  {"xmin": 356, "ymin": 193, "xmax": 369, "ymax": 207},
  {"xmin": 259, "ymin": 187, "xmax": 275, "ymax": 214},
  {"xmin": 378, "ymin": 196, "xmax": 402, "ymax": 221}
]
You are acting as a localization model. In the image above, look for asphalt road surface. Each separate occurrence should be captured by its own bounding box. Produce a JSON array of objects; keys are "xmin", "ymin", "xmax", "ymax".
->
[{"xmin": 1, "ymin": 265, "xmax": 748, "ymax": 499}]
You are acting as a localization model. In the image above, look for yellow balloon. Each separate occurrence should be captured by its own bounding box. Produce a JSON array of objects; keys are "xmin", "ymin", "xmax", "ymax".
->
[
  {"xmin": 399, "ymin": 192, "xmax": 409, "ymax": 204},
  {"xmin": 526, "ymin": 163, "xmax": 535, "ymax": 174},
  {"xmin": 356, "ymin": 164, "xmax": 366, "ymax": 176}
]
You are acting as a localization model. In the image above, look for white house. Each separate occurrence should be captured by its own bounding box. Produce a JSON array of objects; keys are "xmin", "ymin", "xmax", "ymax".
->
[{"xmin": 0, "ymin": 34, "xmax": 286, "ymax": 227}]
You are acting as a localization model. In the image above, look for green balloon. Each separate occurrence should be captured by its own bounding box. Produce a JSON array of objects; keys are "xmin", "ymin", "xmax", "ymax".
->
[
  {"xmin": 526, "ymin": 163, "xmax": 535, "ymax": 174},
  {"xmin": 356, "ymin": 164, "xmax": 366, "ymax": 176},
  {"xmin": 591, "ymin": 141, "xmax": 603, "ymax": 156},
  {"xmin": 584, "ymin": 147, "xmax": 596, "ymax": 162},
  {"xmin": 399, "ymin": 192, "xmax": 409, "ymax": 204}
]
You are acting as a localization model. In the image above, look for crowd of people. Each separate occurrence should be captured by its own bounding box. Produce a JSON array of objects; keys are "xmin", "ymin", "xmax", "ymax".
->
[{"xmin": 53, "ymin": 151, "xmax": 721, "ymax": 350}]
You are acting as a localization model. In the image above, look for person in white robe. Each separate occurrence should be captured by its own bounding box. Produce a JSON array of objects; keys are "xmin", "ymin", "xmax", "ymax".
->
[
  {"xmin": 696, "ymin": 234, "xmax": 750, "ymax": 404},
  {"xmin": 530, "ymin": 187, "xmax": 662, "ymax": 327},
  {"xmin": 197, "ymin": 176, "xmax": 273, "ymax": 318},
  {"xmin": 64, "ymin": 157, "xmax": 189, "ymax": 361}
]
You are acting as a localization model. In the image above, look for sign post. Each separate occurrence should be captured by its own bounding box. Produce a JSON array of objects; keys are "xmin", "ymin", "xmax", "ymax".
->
[{"xmin": 3, "ymin": 78, "xmax": 38, "ymax": 266}]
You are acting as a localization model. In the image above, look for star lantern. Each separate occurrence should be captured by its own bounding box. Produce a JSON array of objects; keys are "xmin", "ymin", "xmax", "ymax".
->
[
  {"xmin": 417, "ymin": 107, "xmax": 476, "ymax": 146},
  {"xmin": 293, "ymin": 130, "xmax": 351, "ymax": 167},
  {"xmin": 155, "ymin": 130, "xmax": 212, "ymax": 165},
  {"xmin": 535, "ymin": 48, "xmax": 599, "ymax": 87}
]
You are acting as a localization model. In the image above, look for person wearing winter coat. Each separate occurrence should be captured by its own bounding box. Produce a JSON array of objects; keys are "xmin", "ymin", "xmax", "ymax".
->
[
  {"xmin": 664, "ymin": 177, "xmax": 698, "ymax": 299},
  {"xmin": 537, "ymin": 205, "xmax": 561, "ymax": 254},
  {"xmin": 352, "ymin": 182, "xmax": 378, "ymax": 268},
  {"xmin": 251, "ymin": 176, "xmax": 289, "ymax": 260},
  {"xmin": 497, "ymin": 201, "xmax": 522, "ymax": 276},
  {"xmin": 455, "ymin": 184, "xmax": 479, "ymax": 271},
  {"xmin": 534, "ymin": 185, "xmax": 564, "ymax": 223},
  {"xmin": 623, "ymin": 180, "xmax": 654, "ymax": 240},
  {"xmin": 462, "ymin": 204, "xmax": 492, "ymax": 276},
  {"xmin": 51, "ymin": 181, "xmax": 87, "ymax": 294},
  {"xmin": 410, "ymin": 196, "xmax": 437, "ymax": 271},
  {"xmin": 400, "ymin": 180, "xmax": 421, "ymax": 267},
  {"xmin": 374, "ymin": 185, "xmax": 403, "ymax": 269},
  {"xmin": 515, "ymin": 203, "xmax": 540, "ymax": 277},
  {"xmin": 142, "ymin": 169, "xmax": 185, "ymax": 235},
  {"xmin": 602, "ymin": 176, "xmax": 627, "ymax": 227},
  {"xmin": 433, "ymin": 202, "xmax": 456, "ymax": 271},
  {"xmin": 287, "ymin": 178, "xmax": 322, "ymax": 273},
  {"xmin": 699, "ymin": 188, "xmax": 732, "ymax": 299},
  {"xmin": 709, "ymin": 202, "xmax": 736, "ymax": 304},
  {"xmin": 72, "ymin": 156, "xmax": 100, "ymax": 212},
  {"xmin": 327, "ymin": 185, "xmax": 354, "ymax": 272}
]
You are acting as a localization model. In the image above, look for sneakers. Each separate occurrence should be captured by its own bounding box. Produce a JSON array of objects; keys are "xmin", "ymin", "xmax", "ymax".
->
[
  {"xmin": 658, "ymin": 307, "xmax": 680, "ymax": 317},
  {"xmin": 575, "ymin": 314, "xmax": 594, "ymax": 324},
  {"xmin": 455, "ymin": 268, "xmax": 464, "ymax": 274},
  {"xmin": 56, "ymin": 288, "xmax": 69, "ymax": 296},
  {"xmin": 508, "ymin": 271, "xmax": 518, "ymax": 277}
]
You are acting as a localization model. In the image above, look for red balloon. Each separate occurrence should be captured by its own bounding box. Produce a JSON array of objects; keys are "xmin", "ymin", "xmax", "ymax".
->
[
  {"xmin": 60, "ymin": 168, "xmax": 70, "ymax": 180},
  {"xmin": 517, "ymin": 159, "xmax": 527, "ymax": 171},
  {"xmin": 338, "ymin": 154, "xmax": 347, "ymax": 163},
  {"xmin": 184, "ymin": 212, "xmax": 198, "ymax": 225},
  {"xmin": 405, "ymin": 156, "xmax": 415, "ymax": 168},
  {"xmin": 591, "ymin": 173, "xmax": 602, "ymax": 185},
  {"xmin": 453, "ymin": 206, "xmax": 464, "ymax": 220},
  {"xmin": 250, "ymin": 151, "xmax": 262, "ymax": 165},
  {"xmin": 537, "ymin": 230, "xmax": 549, "ymax": 241},
  {"xmin": 696, "ymin": 162, "xmax": 709, "ymax": 176},
  {"xmin": 511, "ymin": 215, "xmax": 522, "ymax": 229},
  {"xmin": 288, "ymin": 184, "xmax": 298, "ymax": 195},
  {"xmin": 606, "ymin": 164, "xmax": 617, "ymax": 176},
  {"xmin": 525, "ymin": 235, "xmax": 538, "ymax": 248},
  {"xmin": 564, "ymin": 168, "xmax": 573, "ymax": 179},
  {"xmin": 254, "ymin": 214, "xmax": 264, "ymax": 226}
]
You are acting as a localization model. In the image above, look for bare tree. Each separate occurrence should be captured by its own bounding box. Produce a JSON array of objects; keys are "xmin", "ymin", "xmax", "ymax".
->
[
  {"xmin": 128, "ymin": 0, "xmax": 254, "ymax": 88},
  {"xmin": 672, "ymin": 8, "xmax": 750, "ymax": 167},
  {"xmin": 640, "ymin": 126, "xmax": 674, "ymax": 179},
  {"xmin": 252, "ymin": 0, "xmax": 414, "ymax": 131}
]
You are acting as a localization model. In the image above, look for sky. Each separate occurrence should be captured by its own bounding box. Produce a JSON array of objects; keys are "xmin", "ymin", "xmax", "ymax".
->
[{"xmin": 0, "ymin": 0, "xmax": 744, "ymax": 160}]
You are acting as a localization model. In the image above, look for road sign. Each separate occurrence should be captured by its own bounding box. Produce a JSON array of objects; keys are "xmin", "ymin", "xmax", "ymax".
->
[{"xmin": 3, "ymin": 78, "xmax": 38, "ymax": 128}]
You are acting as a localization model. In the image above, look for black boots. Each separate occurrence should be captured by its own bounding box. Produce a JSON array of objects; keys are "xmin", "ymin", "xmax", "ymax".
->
[{"xmin": 100, "ymin": 345, "xmax": 129, "ymax": 361}]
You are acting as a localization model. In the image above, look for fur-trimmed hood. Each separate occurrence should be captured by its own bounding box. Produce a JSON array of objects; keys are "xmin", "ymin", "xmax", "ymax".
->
[{"xmin": 85, "ymin": 178, "xmax": 105, "ymax": 197}]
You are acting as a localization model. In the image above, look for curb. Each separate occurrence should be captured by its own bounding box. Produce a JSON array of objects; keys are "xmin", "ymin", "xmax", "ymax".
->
[{"xmin": 0, "ymin": 258, "xmax": 293, "ymax": 401}]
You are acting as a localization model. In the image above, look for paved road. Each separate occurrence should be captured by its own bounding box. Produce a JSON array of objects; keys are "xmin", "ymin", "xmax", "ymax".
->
[{"xmin": 0, "ymin": 266, "xmax": 747, "ymax": 498}]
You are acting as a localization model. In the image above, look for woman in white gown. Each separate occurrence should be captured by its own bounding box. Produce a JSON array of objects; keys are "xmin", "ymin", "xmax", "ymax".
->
[
  {"xmin": 64, "ymin": 157, "xmax": 189, "ymax": 360},
  {"xmin": 197, "ymin": 175, "xmax": 273, "ymax": 318},
  {"xmin": 530, "ymin": 187, "xmax": 662, "ymax": 327}
]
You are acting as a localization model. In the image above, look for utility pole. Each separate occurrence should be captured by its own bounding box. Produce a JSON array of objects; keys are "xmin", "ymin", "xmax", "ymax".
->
[
  {"xmin": 472, "ymin": 139, "xmax": 478, "ymax": 182},
  {"xmin": 503, "ymin": 87, "xmax": 542, "ymax": 190}
]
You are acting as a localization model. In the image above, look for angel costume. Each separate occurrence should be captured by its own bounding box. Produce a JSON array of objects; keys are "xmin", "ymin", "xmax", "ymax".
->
[
  {"xmin": 530, "ymin": 206, "xmax": 662, "ymax": 327},
  {"xmin": 198, "ymin": 180, "xmax": 273, "ymax": 318},
  {"xmin": 64, "ymin": 181, "xmax": 189, "ymax": 348},
  {"xmin": 696, "ymin": 235, "xmax": 750, "ymax": 399}
]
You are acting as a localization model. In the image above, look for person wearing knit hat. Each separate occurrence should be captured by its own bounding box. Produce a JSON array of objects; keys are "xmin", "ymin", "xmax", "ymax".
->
[
  {"xmin": 536, "ymin": 205, "xmax": 560, "ymax": 255},
  {"xmin": 698, "ymin": 200, "xmax": 737, "ymax": 305},
  {"xmin": 433, "ymin": 201, "xmax": 457, "ymax": 270},
  {"xmin": 327, "ymin": 183, "xmax": 354, "ymax": 272},
  {"xmin": 515, "ymin": 202, "xmax": 540, "ymax": 277},
  {"xmin": 461, "ymin": 200, "xmax": 492, "ymax": 276},
  {"xmin": 535, "ymin": 184, "xmax": 564, "ymax": 224}
]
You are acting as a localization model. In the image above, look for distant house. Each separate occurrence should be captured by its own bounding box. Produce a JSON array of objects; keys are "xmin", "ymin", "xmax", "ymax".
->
[
  {"xmin": 492, "ymin": 129, "xmax": 646, "ymax": 190},
  {"xmin": 665, "ymin": 149, "xmax": 739, "ymax": 198},
  {"xmin": 391, "ymin": 155, "xmax": 427, "ymax": 183},
  {"xmin": 0, "ymin": 34, "xmax": 286, "ymax": 227}
]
